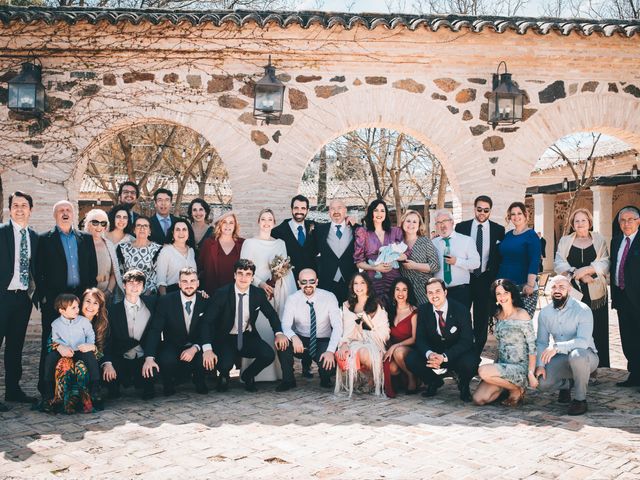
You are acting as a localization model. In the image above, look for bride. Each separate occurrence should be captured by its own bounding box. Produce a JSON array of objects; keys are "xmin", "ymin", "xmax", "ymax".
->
[{"xmin": 240, "ymin": 208, "xmax": 297, "ymax": 382}]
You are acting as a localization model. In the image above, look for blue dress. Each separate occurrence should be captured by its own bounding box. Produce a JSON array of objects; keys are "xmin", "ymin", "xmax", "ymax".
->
[{"xmin": 497, "ymin": 229, "xmax": 541, "ymax": 285}]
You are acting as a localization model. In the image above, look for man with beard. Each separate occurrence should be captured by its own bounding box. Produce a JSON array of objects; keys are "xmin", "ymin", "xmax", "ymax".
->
[
  {"xmin": 271, "ymin": 195, "xmax": 317, "ymax": 276},
  {"xmin": 277, "ymin": 268, "xmax": 342, "ymax": 391},
  {"xmin": 112, "ymin": 181, "xmax": 140, "ymax": 225},
  {"xmin": 535, "ymin": 275, "xmax": 599, "ymax": 415}
]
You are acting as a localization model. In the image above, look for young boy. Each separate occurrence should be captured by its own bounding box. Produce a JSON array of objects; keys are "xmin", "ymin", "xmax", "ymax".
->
[{"xmin": 42, "ymin": 294, "xmax": 102, "ymax": 410}]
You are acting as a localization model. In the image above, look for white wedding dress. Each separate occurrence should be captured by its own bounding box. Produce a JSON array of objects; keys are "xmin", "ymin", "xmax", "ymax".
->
[{"xmin": 240, "ymin": 237, "xmax": 297, "ymax": 382}]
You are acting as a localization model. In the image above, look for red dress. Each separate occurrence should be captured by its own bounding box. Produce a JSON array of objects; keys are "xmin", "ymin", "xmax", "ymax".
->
[
  {"xmin": 197, "ymin": 237, "xmax": 244, "ymax": 296},
  {"xmin": 384, "ymin": 312, "xmax": 415, "ymax": 398}
]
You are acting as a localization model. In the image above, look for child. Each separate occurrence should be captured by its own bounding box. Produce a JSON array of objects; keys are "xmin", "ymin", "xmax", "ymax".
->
[{"xmin": 42, "ymin": 294, "xmax": 102, "ymax": 411}]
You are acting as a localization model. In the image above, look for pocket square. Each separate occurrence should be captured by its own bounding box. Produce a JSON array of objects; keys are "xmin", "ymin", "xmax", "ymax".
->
[
  {"xmin": 199, "ymin": 312, "xmax": 204, "ymax": 317},
  {"xmin": 449, "ymin": 326, "xmax": 458, "ymax": 334}
]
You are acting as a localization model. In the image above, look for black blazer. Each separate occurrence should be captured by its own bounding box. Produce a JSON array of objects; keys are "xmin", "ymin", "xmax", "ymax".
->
[
  {"xmin": 0, "ymin": 221, "xmax": 39, "ymax": 294},
  {"xmin": 314, "ymin": 222, "xmax": 357, "ymax": 288},
  {"xmin": 414, "ymin": 299, "xmax": 474, "ymax": 363},
  {"xmin": 104, "ymin": 295, "xmax": 158, "ymax": 364},
  {"xmin": 271, "ymin": 219, "xmax": 317, "ymax": 276},
  {"xmin": 455, "ymin": 219, "xmax": 505, "ymax": 279},
  {"xmin": 208, "ymin": 283, "xmax": 281, "ymax": 344},
  {"xmin": 35, "ymin": 227, "xmax": 97, "ymax": 306},
  {"xmin": 149, "ymin": 214, "xmax": 177, "ymax": 245},
  {"xmin": 610, "ymin": 233, "xmax": 640, "ymax": 310},
  {"xmin": 144, "ymin": 291, "xmax": 211, "ymax": 358}
]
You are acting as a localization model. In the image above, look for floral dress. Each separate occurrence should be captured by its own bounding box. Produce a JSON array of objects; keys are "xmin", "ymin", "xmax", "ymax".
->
[{"xmin": 493, "ymin": 318, "xmax": 536, "ymax": 388}]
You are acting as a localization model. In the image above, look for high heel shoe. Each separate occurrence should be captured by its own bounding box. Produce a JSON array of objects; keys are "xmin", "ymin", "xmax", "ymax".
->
[{"xmin": 501, "ymin": 387, "xmax": 525, "ymax": 407}]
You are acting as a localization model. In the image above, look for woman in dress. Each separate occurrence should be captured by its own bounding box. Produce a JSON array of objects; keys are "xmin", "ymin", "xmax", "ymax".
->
[
  {"xmin": 198, "ymin": 211, "xmax": 244, "ymax": 296},
  {"xmin": 382, "ymin": 277, "xmax": 418, "ymax": 398},
  {"xmin": 188, "ymin": 198, "xmax": 214, "ymax": 257},
  {"xmin": 554, "ymin": 208, "xmax": 610, "ymax": 368},
  {"xmin": 240, "ymin": 208, "xmax": 297, "ymax": 382},
  {"xmin": 48, "ymin": 288, "xmax": 109, "ymax": 414},
  {"xmin": 117, "ymin": 216, "xmax": 162, "ymax": 295},
  {"xmin": 84, "ymin": 209, "xmax": 122, "ymax": 303},
  {"xmin": 156, "ymin": 218, "xmax": 197, "ymax": 295},
  {"xmin": 354, "ymin": 199, "xmax": 405, "ymax": 306},
  {"xmin": 473, "ymin": 279, "xmax": 537, "ymax": 407},
  {"xmin": 399, "ymin": 209, "xmax": 439, "ymax": 306},
  {"xmin": 497, "ymin": 202, "xmax": 541, "ymax": 317},
  {"xmin": 335, "ymin": 272, "xmax": 390, "ymax": 397}
]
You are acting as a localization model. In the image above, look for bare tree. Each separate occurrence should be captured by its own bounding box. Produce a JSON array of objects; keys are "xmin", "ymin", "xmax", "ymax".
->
[{"xmin": 539, "ymin": 0, "xmax": 639, "ymax": 19}]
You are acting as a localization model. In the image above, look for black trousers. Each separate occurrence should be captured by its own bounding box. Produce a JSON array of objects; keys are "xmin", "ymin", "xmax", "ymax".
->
[
  {"xmin": 0, "ymin": 290, "xmax": 32, "ymax": 394},
  {"xmin": 326, "ymin": 279, "xmax": 349, "ymax": 305},
  {"xmin": 446, "ymin": 284, "xmax": 471, "ymax": 311},
  {"xmin": 279, "ymin": 336, "xmax": 333, "ymax": 383},
  {"xmin": 405, "ymin": 348, "xmax": 478, "ymax": 390},
  {"xmin": 469, "ymin": 272, "xmax": 493, "ymax": 357},
  {"xmin": 616, "ymin": 295, "xmax": 640, "ymax": 379},
  {"xmin": 215, "ymin": 332, "xmax": 275, "ymax": 379},
  {"xmin": 108, "ymin": 356, "xmax": 154, "ymax": 392},
  {"xmin": 157, "ymin": 343, "xmax": 205, "ymax": 389},
  {"xmin": 43, "ymin": 350, "xmax": 101, "ymax": 398}
]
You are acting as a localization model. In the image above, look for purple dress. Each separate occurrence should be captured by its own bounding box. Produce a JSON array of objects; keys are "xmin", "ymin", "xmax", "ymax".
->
[{"xmin": 354, "ymin": 226, "xmax": 404, "ymax": 304}]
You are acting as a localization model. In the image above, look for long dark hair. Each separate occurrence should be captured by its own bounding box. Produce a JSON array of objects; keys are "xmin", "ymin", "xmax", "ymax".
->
[
  {"xmin": 490, "ymin": 278, "xmax": 525, "ymax": 320},
  {"xmin": 108, "ymin": 204, "xmax": 133, "ymax": 234},
  {"xmin": 347, "ymin": 272, "xmax": 380, "ymax": 316},
  {"xmin": 81, "ymin": 288, "xmax": 109, "ymax": 353},
  {"xmin": 166, "ymin": 217, "xmax": 196, "ymax": 249},
  {"xmin": 363, "ymin": 199, "xmax": 392, "ymax": 232},
  {"xmin": 386, "ymin": 277, "xmax": 417, "ymax": 327}
]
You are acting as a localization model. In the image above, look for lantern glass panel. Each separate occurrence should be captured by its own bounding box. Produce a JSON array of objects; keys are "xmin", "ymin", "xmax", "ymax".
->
[
  {"xmin": 9, "ymin": 83, "xmax": 36, "ymax": 110},
  {"xmin": 255, "ymin": 85, "xmax": 283, "ymax": 113}
]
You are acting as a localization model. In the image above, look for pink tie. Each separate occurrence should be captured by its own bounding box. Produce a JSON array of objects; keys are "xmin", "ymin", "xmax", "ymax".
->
[{"xmin": 618, "ymin": 237, "xmax": 631, "ymax": 289}]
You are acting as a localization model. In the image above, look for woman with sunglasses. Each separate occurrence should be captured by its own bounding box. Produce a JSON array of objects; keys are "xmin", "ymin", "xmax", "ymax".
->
[
  {"xmin": 117, "ymin": 216, "xmax": 162, "ymax": 295},
  {"xmin": 84, "ymin": 209, "xmax": 122, "ymax": 302}
]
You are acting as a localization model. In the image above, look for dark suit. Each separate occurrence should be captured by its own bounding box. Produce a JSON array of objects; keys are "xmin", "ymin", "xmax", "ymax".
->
[
  {"xmin": 455, "ymin": 219, "xmax": 505, "ymax": 356},
  {"xmin": 35, "ymin": 227, "xmax": 97, "ymax": 394},
  {"xmin": 0, "ymin": 221, "xmax": 38, "ymax": 395},
  {"xmin": 406, "ymin": 299, "xmax": 478, "ymax": 390},
  {"xmin": 144, "ymin": 291, "xmax": 211, "ymax": 390},
  {"xmin": 271, "ymin": 219, "xmax": 317, "ymax": 278},
  {"xmin": 314, "ymin": 222, "xmax": 357, "ymax": 304},
  {"xmin": 208, "ymin": 283, "xmax": 282, "ymax": 379},
  {"xmin": 611, "ymin": 232, "xmax": 640, "ymax": 381},
  {"xmin": 149, "ymin": 214, "xmax": 176, "ymax": 245}
]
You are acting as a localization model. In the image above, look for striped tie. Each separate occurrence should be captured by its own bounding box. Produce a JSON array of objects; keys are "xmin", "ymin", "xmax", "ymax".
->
[
  {"xmin": 306, "ymin": 300, "xmax": 317, "ymax": 358},
  {"xmin": 19, "ymin": 228, "xmax": 29, "ymax": 287}
]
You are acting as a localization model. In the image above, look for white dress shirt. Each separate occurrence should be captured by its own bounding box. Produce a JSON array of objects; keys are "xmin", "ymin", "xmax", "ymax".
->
[
  {"xmin": 123, "ymin": 297, "xmax": 150, "ymax": 359},
  {"xmin": 470, "ymin": 219, "xmax": 491, "ymax": 273},
  {"xmin": 8, "ymin": 220, "xmax": 31, "ymax": 291},
  {"xmin": 281, "ymin": 288, "xmax": 343, "ymax": 352},
  {"xmin": 615, "ymin": 230, "xmax": 638, "ymax": 287},
  {"xmin": 432, "ymin": 231, "xmax": 481, "ymax": 287},
  {"xmin": 230, "ymin": 286, "xmax": 251, "ymax": 334},
  {"xmin": 289, "ymin": 218, "xmax": 306, "ymax": 241}
]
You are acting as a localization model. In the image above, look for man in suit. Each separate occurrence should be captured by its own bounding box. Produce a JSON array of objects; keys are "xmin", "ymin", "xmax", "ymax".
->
[
  {"xmin": 405, "ymin": 278, "xmax": 478, "ymax": 402},
  {"xmin": 142, "ymin": 267, "xmax": 212, "ymax": 395},
  {"xmin": 455, "ymin": 195, "xmax": 505, "ymax": 357},
  {"xmin": 149, "ymin": 188, "xmax": 176, "ymax": 245},
  {"xmin": 271, "ymin": 194, "xmax": 317, "ymax": 276},
  {"xmin": 103, "ymin": 269, "xmax": 157, "ymax": 400},
  {"xmin": 0, "ymin": 191, "xmax": 39, "ymax": 410},
  {"xmin": 112, "ymin": 181, "xmax": 140, "ymax": 225},
  {"xmin": 208, "ymin": 259, "xmax": 289, "ymax": 392},
  {"xmin": 35, "ymin": 200, "xmax": 98, "ymax": 395},
  {"xmin": 314, "ymin": 199, "xmax": 357, "ymax": 305},
  {"xmin": 610, "ymin": 206, "xmax": 640, "ymax": 388}
]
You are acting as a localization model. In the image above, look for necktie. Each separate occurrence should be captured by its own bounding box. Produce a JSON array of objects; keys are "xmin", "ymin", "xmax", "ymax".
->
[
  {"xmin": 297, "ymin": 225, "xmax": 305, "ymax": 246},
  {"xmin": 443, "ymin": 237, "xmax": 452, "ymax": 284},
  {"xmin": 306, "ymin": 300, "xmax": 317, "ymax": 358},
  {"xmin": 19, "ymin": 228, "xmax": 29, "ymax": 287},
  {"xmin": 335, "ymin": 225, "xmax": 343, "ymax": 240},
  {"xmin": 436, "ymin": 310, "xmax": 446, "ymax": 334},
  {"xmin": 161, "ymin": 217, "xmax": 170, "ymax": 235},
  {"xmin": 128, "ymin": 304, "xmax": 138, "ymax": 338},
  {"xmin": 474, "ymin": 224, "xmax": 483, "ymax": 276},
  {"xmin": 618, "ymin": 237, "xmax": 631, "ymax": 289},
  {"xmin": 185, "ymin": 300, "xmax": 192, "ymax": 314},
  {"xmin": 237, "ymin": 293, "xmax": 246, "ymax": 350}
]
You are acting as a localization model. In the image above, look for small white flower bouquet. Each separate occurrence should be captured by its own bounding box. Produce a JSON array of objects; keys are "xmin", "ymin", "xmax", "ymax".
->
[{"xmin": 368, "ymin": 242, "xmax": 408, "ymax": 279}]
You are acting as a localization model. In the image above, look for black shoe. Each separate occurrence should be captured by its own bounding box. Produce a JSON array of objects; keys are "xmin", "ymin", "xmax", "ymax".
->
[
  {"xmin": 459, "ymin": 387, "xmax": 472, "ymax": 403},
  {"xmin": 5, "ymin": 389, "xmax": 38, "ymax": 404},
  {"xmin": 163, "ymin": 385, "xmax": 176, "ymax": 397},
  {"xmin": 141, "ymin": 388, "xmax": 155, "ymax": 401},
  {"xmin": 616, "ymin": 378, "xmax": 640, "ymax": 387},
  {"xmin": 107, "ymin": 386, "xmax": 121, "ymax": 400},
  {"xmin": 276, "ymin": 381, "xmax": 296, "ymax": 392},
  {"xmin": 92, "ymin": 397, "xmax": 105, "ymax": 411},
  {"xmin": 567, "ymin": 399, "xmax": 588, "ymax": 416},
  {"xmin": 216, "ymin": 376, "xmax": 229, "ymax": 393},
  {"xmin": 320, "ymin": 377, "xmax": 332, "ymax": 389},
  {"xmin": 195, "ymin": 382, "xmax": 209, "ymax": 395},
  {"xmin": 422, "ymin": 378, "xmax": 444, "ymax": 398},
  {"xmin": 241, "ymin": 373, "xmax": 257, "ymax": 393},
  {"xmin": 0, "ymin": 402, "xmax": 9, "ymax": 412},
  {"xmin": 302, "ymin": 369, "xmax": 314, "ymax": 379},
  {"xmin": 558, "ymin": 389, "xmax": 571, "ymax": 404}
]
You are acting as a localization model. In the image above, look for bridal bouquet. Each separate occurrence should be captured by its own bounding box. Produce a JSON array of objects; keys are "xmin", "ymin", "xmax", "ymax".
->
[
  {"xmin": 368, "ymin": 242, "xmax": 408, "ymax": 279},
  {"xmin": 269, "ymin": 255, "xmax": 293, "ymax": 282}
]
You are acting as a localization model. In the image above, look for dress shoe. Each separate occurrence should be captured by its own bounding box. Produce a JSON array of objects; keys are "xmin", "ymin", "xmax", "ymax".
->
[
  {"xmin": 275, "ymin": 381, "xmax": 296, "ymax": 392},
  {"xmin": 163, "ymin": 385, "xmax": 176, "ymax": 397},
  {"xmin": 459, "ymin": 387, "xmax": 472, "ymax": 403},
  {"xmin": 195, "ymin": 382, "xmax": 209, "ymax": 395},
  {"xmin": 558, "ymin": 388, "xmax": 571, "ymax": 404},
  {"xmin": 241, "ymin": 373, "xmax": 257, "ymax": 392},
  {"xmin": 0, "ymin": 402, "xmax": 9, "ymax": 412},
  {"xmin": 107, "ymin": 386, "xmax": 121, "ymax": 400},
  {"xmin": 616, "ymin": 378, "xmax": 640, "ymax": 388},
  {"xmin": 302, "ymin": 369, "xmax": 314, "ymax": 379},
  {"xmin": 567, "ymin": 399, "xmax": 588, "ymax": 416},
  {"xmin": 320, "ymin": 377, "xmax": 333, "ymax": 389},
  {"xmin": 422, "ymin": 384, "xmax": 440, "ymax": 398},
  {"xmin": 5, "ymin": 389, "xmax": 38, "ymax": 404},
  {"xmin": 216, "ymin": 376, "xmax": 229, "ymax": 393}
]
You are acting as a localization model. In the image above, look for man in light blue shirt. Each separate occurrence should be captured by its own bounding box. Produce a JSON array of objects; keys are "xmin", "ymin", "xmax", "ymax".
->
[{"xmin": 535, "ymin": 275, "xmax": 598, "ymax": 416}]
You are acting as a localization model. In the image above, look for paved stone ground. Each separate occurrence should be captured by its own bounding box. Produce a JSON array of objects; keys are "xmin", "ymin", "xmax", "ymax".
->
[{"xmin": 1, "ymin": 303, "xmax": 640, "ymax": 479}]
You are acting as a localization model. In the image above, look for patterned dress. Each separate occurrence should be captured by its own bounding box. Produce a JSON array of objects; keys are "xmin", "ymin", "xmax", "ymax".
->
[
  {"xmin": 117, "ymin": 241, "xmax": 162, "ymax": 295},
  {"xmin": 400, "ymin": 236, "xmax": 440, "ymax": 306},
  {"xmin": 493, "ymin": 318, "xmax": 536, "ymax": 388}
]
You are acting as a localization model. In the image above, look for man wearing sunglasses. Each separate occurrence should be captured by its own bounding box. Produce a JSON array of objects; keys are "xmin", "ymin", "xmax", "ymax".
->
[
  {"xmin": 277, "ymin": 268, "xmax": 343, "ymax": 391},
  {"xmin": 455, "ymin": 195, "xmax": 505, "ymax": 357}
]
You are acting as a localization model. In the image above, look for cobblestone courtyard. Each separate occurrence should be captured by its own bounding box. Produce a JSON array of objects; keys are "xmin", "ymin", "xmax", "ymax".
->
[{"xmin": 1, "ymin": 307, "xmax": 640, "ymax": 479}]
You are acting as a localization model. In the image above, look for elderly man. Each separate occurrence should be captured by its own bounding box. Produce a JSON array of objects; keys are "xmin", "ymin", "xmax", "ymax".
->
[
  {"xmin": 277, "ymin": 268, "xmax": 343, "ymax": 391},
  {"xmin": 35, "ymin": 200, "xmax": 98, "ymax": 395},
  {"xmin": 535, "ymin": 275, "xmax": 599, "ymax": 415},
  {"xmin": 610, "ymin": 206, "xmax": 640, "ymax": 388},
  {"xmin": 432, "ymin": 210, "xmax": 480, "ymax": 310}
]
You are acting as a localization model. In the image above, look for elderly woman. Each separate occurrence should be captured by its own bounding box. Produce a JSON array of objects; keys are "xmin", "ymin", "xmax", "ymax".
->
[
  {"xmin": 156, "ymin": 218, "xmax": 197, "ymax": 295},
  {"xmin": 84, "ymin": 209, "xmax": 122, "ymax": 302},
  {"xmin": 105, "ymin": 204, "xmax": 134, "ymax": 246},
  {"xmin": 188, "ymin": 198, "xmax": 214, "ymax": 256},
  {"xmin": 117, "ymin": 216, "xmax": 162, "ymax": 296},
  {"xmin": 554, "ymin": 208, "xmax": 610, "ymax": 368},
  {"xmin": 399, "ymin": 209, "xmax": 439, "ymax": 306}
]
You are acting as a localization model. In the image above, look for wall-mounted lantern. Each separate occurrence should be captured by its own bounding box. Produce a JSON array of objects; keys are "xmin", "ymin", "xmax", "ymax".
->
[
  {"xmin": 487, "ymin": 61, "xmax": 525, "ymax": 128},
  {"xmin": 8, "ymin": 62, "xmax": 45, "ymax": 115},
  {"xmin": 253, "ymin": 56, "xmax": 285, "ymax": 124}
]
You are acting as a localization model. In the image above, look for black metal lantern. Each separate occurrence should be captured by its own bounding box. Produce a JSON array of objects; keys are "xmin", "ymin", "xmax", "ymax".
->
[
  {"xmin": 253, "ymin": 56, "xmax": 285, "ymax": 124},
  {"xmin": 487, "ymin": 61, "xmax": 525, "ymax": 128},
  {"xmin": 8, "ymin": 62, "xmax": 45, "ymax": 114}
]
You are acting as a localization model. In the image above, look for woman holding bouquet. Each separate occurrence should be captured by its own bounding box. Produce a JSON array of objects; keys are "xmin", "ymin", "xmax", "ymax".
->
[
  {"xmin": 240, "ymin": 208, "xmax": 297, "ymax": 382},
  {"xmin": 354, "ymin": 199, "xmax": 405, "ymax": 306}
]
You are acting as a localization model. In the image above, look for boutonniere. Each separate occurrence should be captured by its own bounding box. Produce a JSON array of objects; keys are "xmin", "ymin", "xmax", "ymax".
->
[{"xmin": 308, "ymin": 223, "xmax": 315, "ymax": 234}]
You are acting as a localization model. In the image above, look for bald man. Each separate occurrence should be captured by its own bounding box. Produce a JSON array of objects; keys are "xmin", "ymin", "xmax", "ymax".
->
[{"xmin": 35, "ymin": 200, "xmax": 97, "ymax": 395}]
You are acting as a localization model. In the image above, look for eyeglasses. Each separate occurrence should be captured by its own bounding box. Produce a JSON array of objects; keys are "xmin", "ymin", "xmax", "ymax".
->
[
  {"xmin": 121, "ymin": 189, "xmax": 137, "ymax": 196},
  {"xmin": 90, "ymin": 220, "xmax": 108, "ymax": 227},
  {"xmin": 435, "ymin": 219, "xmax": 453, "ymax": 226},
  {"xmin": 476, "ymin": 207, "xmax": 491, "ymax": 213},
  {"xmin": 135, "ymin": 224, "xmax": 150, "ymax": 229},
  {"xmin": 299, "ymin": 279, "xmax": 317, "ymax": 285},
  {"xmin": 619, "ymin": 217, "xmax": 639, "ymax": 224}
]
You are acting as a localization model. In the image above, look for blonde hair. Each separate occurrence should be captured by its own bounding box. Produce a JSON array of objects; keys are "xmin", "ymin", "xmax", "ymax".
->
[
  {"xmin": 257, "ymin": 208, "xmax": 276, "ymax": 224},
  {"xmin": 400, "ymin": 209, "xmax": 427, "ymax": 236},
  {"xmin": 213, "ymin": 211, "xmax": 240, "ymax": 240},
  {"xmin": 84, "ymin": 209, "xmax": 110, "ymax": 233},
  {"xmin": 568, "ymin": 208, "xmax": 593, "ymax": 231}
]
